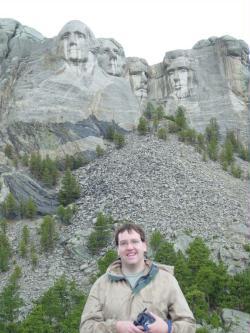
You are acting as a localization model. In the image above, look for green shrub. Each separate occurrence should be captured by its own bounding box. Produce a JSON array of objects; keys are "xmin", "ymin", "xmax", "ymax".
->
[
  {"xmin": 157, "ymin": 127, "xmax": 167, "ymax": 140},
  {"xmin": 30, "ymin": 243, "xmax": 38, "ymax": 269},
  {"xmin": 178, "ymin": 128, "xmax": 197, "ymax": 144},
  {"xmin": 87, "ymin": 212, "xmax": 113, "ymax": 255},
  {"xmin": 40, "ymin": 215, "xmax": 58, "ymax": 252},
  {"xmin": 207, "ymin": 138, "xmax": 218, "ymax": 161},
  {"xmin": 175, "ymin": 106, "xmax": 187, "ymax": 129},
  {"xmin": 243, "ymin": 244, "xmax": 250, "ymax": 252},
  {"xmin": 154, "ymin": 241, "xmax": 177, "ymax": 266},
  {"xmin": 137, "ymin": 117, "xmax": 149, "ymax": 135},
  {"xmin": 19, "ymin": 276, "xmax": 86, "ymax": 333},
  {"xmin": 106, "ymin": 126, "xmax": 115, "ymax": 140},
  {"xmin": 19, "ymin": 225, "xmax": 30, "ymax": 257},
  {"xmin": 0, "ymin": 232, "xmax": 12, "ymax": 271},
  {"xmin": 149, "ymin": 231, "xmax": 164, "ymax": 252},
  {"xmin": 113, "ymin": 132, "xmax": 125, "ymax": 149},
  {"xmin": 168, "ymin": 121, "xmax": 180, "ymax": 133},
  {"xmin": 58, "ymin": 169, "xmax": 80, "ymax": 206},
  {"xmin": 238, "ymin": 143, "xmax": 250, "ymax": 161},
  {"xmin": 144, "ymin": 102, "xmax": 155, "ymax": 120},
  {"xmin": 96, "ymin": 144, "xmax": 105, "ymax": 157},
  {"xmin": 153, "ymin": 105, "xmax": 165, "ymax": 120},
  {"xmin": 205, "ymin": 118, "xmax": 220, "ymax": 144},
  {"xmin": 0, "ymin": 219, "xmax": 7, "ymax": 234},
  {"xmin": 0, "ymin": 266, "xmax": 23, "ymax": 330},
  {"xmin": 186, "ymin": 289, "xmax": 209, "ymax": 322},
  {"xmin": 57, "ymin": 205, "xmax": 75, "ymax": 225},
  {"xmin": 220, "ymin": 139, "xmax": 234, "ymax": 165},
  {"xmin": 1, "ymin": 193, "xmax": 18, "ymax": 219},
  {"xmin": 230, "ymin": 163, "xmax": 242, "ymax": 178},
  {"xmin": 97, "ymin": 250, "xmax": 117, "ymax": 276},
  {"xmin": 20, "ymin": 198, "xmax": 37, "ymax": 219}
]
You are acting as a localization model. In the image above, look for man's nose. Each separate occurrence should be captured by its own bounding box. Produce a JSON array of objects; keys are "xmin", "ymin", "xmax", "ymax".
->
[
  {"xmin": 173, "ymin": 71, "xmax": 180, "ymax": 81},
  {"xmin": 141, "ymin": 72, "xmax": 147, "ymax": 83},
  {"xmin": 69, "ymin": 34, "xmax": 77, "ymax": 46},
  {"xmin": 109, "ymin": 50, "xmax": 117, "ymax": 60}
]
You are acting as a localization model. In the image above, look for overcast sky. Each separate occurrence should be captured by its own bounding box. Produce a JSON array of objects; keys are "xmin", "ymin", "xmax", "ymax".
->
[{"xmin": 1, "ymin": 0, "xmax": 249, "ymax": 65}]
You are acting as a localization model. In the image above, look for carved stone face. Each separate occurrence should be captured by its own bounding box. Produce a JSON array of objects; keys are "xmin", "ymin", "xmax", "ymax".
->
[
  {"xmin": 166, "ymin": 57, "xmax": 191, "ymax": 99},
  {"xmin": 97, "ymin": 38, "xmax": 125, "ymax": 76},
  {"xmin": 126, "ymin": 58, "xmax": 149, "ymax": 99},
  {"xmin": 58, "ymin": 20, "xmax": 95, "ymax": 63}
]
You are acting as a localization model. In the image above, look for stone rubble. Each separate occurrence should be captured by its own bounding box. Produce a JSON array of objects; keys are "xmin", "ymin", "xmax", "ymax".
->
[{"xmin": 0, "ymin": 132, "xmax": 249, "ymax": 317}]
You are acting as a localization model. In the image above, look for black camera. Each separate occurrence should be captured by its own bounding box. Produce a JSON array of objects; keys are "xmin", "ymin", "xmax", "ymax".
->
[{"xmin": 134, "ymin": 308, "xmax": 155, "ymax": 331}]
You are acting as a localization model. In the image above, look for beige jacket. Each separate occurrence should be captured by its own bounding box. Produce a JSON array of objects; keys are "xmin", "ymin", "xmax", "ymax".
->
[{"xmin": 80, "ymin": 259, "xmax": 196, "ymax": 333}]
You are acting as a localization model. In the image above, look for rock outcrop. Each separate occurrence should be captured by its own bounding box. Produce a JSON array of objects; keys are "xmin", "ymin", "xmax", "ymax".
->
[
  {"xmin": 0, "ymin": 19, "xmax": 249, "ymax": 157},
  {"xmin": 0, "ymin": 19, "xmax": 140, "ymax": 158},
  {"xmin": 148, "ymin": 36, "xmax": 250, "ymax": 142}
]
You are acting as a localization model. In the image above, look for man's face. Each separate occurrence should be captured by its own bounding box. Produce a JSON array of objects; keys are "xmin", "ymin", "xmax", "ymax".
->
[
  {"xmin": 58, "ymin": 21, "xmax": 92, "ymax": 63},
  {"xmin": 167, "ymin": 66, "xmax": 189, "ymax": 99},
  {"xmin": 98, "ymin": 39, "xmax": 125, "ymax": 76},
  {"xmin": 129, "ymin": 69, "xmax": 148, "ymax": 98},
  {"xmin": 117, "ymin": 229, "xmax": 147, "ymax": 269}
]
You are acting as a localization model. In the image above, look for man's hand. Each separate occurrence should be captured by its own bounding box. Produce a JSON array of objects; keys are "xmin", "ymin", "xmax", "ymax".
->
[
  {"xmin": 147, "ymin": 312, "xmax": 169, "ymax": 333},
  {"xmin": 116, "ymin": 320, "xmax": 144, "ymax": 333}
]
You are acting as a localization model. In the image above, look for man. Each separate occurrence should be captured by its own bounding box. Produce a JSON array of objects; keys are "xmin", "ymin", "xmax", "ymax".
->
[
  {"xmin": 163, "ymin": 51, "xmax": 193, "ymax": 100},
  {"xmin": 97, "ymin": 38, "xmax": 126, "ymax": 77},
  {"xmin": 125, "ymin": 57, "xmax": 149, "ymax": 109},
  {"xmin": 80, "ymin": 223, "xmax": 196, "ymax": 333},
  {"xmin": 57, "ymin": 20, "xmax": 97, "ymax": 76}
]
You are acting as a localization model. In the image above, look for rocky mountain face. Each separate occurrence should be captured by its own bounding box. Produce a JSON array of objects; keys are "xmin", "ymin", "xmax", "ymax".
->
[
  {"xmin": 0, "ymin": 133, "xmax": 249, "ymax": 317},
  {"xmin": 0, "ymin": 18, "xmax": 249, "ymax": 330},
  {"xmin": 0, "ymin": 18, "xmax": 249, "ymax": 159}
]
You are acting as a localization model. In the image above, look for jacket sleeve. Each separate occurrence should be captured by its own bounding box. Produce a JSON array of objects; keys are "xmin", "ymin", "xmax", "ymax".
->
[
  {"xmin": 168, "ymin": 275, "xmax": 196, "ymax": 333},
  {"xmin": 79, "ymin": 277, "xmax": 117, "ymax": 333}
]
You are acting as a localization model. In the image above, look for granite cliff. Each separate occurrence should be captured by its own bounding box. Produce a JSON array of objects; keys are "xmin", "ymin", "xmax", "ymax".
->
[{"xmin": 0, "ymin": 18, "xmax": 249, "ymax": 159}]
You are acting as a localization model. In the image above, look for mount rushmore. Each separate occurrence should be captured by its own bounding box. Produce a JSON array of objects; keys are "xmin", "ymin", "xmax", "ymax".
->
[{"xmin": 0, "ymin": 18, "xmax": 249, "ymax": 158}]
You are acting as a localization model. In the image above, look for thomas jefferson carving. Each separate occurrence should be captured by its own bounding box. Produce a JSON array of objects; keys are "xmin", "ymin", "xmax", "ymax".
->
[{"xmin": 97, "ymin": 38, "xmax": 126, "ymax": 76}]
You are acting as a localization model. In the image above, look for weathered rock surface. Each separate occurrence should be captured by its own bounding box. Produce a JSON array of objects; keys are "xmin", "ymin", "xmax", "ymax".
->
[
  {"xmin": 148, "ymin": 36, "xmax": 250, "ymax": 143},
  {"xmin": 0, "ymin": 168, "xmax": 58, "ymax": 214},
  {"xmin": 0, "ymin": 18, "xmax": 249, "ymax": 156},
  {"xmin": 0, "ymin": 19, "xmax": 140, "ymax": 157},
  {"xmin": 222, "ymin": 308, "xmax": 250, "ymax": 333}
]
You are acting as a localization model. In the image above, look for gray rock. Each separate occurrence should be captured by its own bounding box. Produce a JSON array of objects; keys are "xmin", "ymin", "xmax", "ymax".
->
[
  {"xmin": 148, "ymin": 36, "xmax": 250, "ymax": 143},
  {"xmin": 2, "ymin": 171, "xmax": 58, "ymax": 214},
  {"xmin": 222, "ymin": 308, "xmax": 250, "ymax": 333},
  {"xmin": 0, "ymin": 20, "xmax": 140, "ymax": 157}
]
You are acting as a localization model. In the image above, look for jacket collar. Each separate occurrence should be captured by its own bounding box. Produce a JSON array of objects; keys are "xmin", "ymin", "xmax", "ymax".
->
[{"xmin": 107, "ymin": 259, "xmax": 159, "ymax": 294}]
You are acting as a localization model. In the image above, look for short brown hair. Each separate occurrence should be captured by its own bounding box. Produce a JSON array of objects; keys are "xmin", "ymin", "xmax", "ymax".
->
[{"xmin": 114, "ymin": 223, "xmax": 146, "ymax": 246}]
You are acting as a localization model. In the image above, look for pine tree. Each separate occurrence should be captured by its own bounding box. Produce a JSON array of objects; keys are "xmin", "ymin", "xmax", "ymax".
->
[
  {"xmin": 113, "ymin": 132, "xmax": 125, "ymax": 149},
  {"xmin": 87, "ymin": 212, "xmax": 113, "ymax": 255},
  {"xmin": 58, "ymin": 169, "xmax": 80, "ymax": 206},
  {"xmin": 40, "ymin": 215, "xmax": 57, "ymax": 252},
  {"xmin": 25, "ymin": 198, "xmax": 37, "ymax": 219},
  {"xmin": 0, "ymin": 232, "xmax": 12, "ymax": 271},
  {"xmin": 30, "ymin": 242, "xmax": 38, "ymax": 269},
  {"xmin": 0, "ymin": 266, "xmax": 23, "ymax": 330},
  {"xmin": 1, "ymin": 193, "xmax": 18, "ymax": 219},
  {"xmin": 57, "ymin": 205, "xmax": 74, "ymax": 225},
  {"xmin": 175, "ymin": 106, "xmax": 187, "ymax": 129},
  {"xmin": 96, "ymin": 144, "xmax": 105, "ymax": 157},
  {"xmin": 137, "ymin": 117, "xmax": 149, "ymax": 135}
]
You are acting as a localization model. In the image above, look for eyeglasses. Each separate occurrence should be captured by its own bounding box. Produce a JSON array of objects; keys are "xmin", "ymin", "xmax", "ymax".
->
[{"xmin": 118, "ymin": 239, "xmax": 142, "ymax": 247}]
